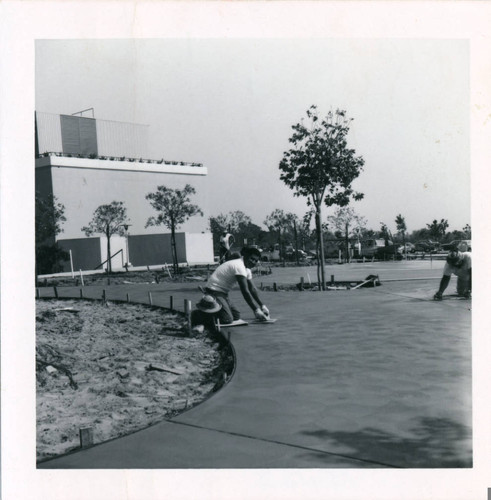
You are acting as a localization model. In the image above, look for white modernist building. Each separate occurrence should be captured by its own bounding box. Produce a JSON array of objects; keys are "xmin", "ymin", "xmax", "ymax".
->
[{"xmin": 35, "ymin": 111, "xmax": 214, "ymax": 271}]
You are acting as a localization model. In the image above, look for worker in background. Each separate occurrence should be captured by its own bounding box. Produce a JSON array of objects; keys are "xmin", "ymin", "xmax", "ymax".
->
[
  {"xmin": 219, "ymin": 228, "xmax": 235, "ymax": 264},
  {"xmin": 434, "ymin": 245, "xmax": 472, "ymax": 300}
]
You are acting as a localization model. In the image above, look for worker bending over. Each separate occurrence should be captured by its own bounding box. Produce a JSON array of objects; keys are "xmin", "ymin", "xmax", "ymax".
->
[
  {"xmin": 434, "ymin": 246, "xmax": 471, "ymax": 300},
  {"xmin": 204, "ymin": 246, "xmax": 270, "ymax": 324}
]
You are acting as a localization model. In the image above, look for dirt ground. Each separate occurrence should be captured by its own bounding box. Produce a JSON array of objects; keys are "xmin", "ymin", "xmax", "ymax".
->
[{"xmin": 36, "ymin": 299, "xmax": 234, "ymax": 462}]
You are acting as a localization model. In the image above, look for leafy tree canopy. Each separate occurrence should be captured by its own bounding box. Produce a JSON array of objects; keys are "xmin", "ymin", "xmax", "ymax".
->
[
  {"xmin": 35, "ymin": 193, "xmax": 66, "ymax": 246},
  {"xmin": 263, "ymin": 209, "xmax": 295, "ymax": 234},
  {"xmin": 209, "ymin": 211, "xmax": 265, "ymax": 249},
  {"xmin": 82, "ymin": 201, "xmax": 129, "ymax": 238},
  {"xmin": 35, "ymin": 193, "xmax": 68, "ymax": 275},
  {"xmin": 145, "ymin": 185, "xmax": 203, "ymax": 231},
  {"xmin": 209, "ymin": 211, "xmax": 252, "ymax": 235},
  {"xmin": 395, "ymin": 214, "xmax": 407, "ymax": 235},
  {"xmin": 327, "ymin": 207, "xmax": 367, "ymax": 238},
  {"xmin": 426, "ymin": 219, "xmax": 449, "ymax": 242},
  {"xmin": 279, "ymin": 106, "xmax": 364, "ymax": 210}
]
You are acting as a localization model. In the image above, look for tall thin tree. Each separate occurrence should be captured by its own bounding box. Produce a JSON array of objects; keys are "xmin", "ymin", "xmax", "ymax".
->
[
  {"xmin": 145, "ymin": 185, "xmax": 203, "ymax": 273},
  {"xmin": 82, "ymin": 201, "xmax": 130, "ymax": 273},
  {"xmin": 279, "ymin": 106, "xmax": 364, "ymax": 289},
  {"xmin": 328, "ymin": 207, "xmax": 367, "ymax": 263},
  {"xmin": 395, "ymin": 214, "xmax": 407, "ymax": 258}
]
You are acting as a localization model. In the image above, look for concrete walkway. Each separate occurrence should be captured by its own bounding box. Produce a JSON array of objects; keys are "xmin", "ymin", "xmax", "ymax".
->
[{"xmin": 37, "ymin": 262, "xmax": 472, "ymax": 469}]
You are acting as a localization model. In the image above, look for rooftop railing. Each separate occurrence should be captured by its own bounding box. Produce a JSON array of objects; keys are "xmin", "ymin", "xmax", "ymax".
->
[{"xmin": 36, "ymin": 151, "xmax": 203, "ymax": 168}]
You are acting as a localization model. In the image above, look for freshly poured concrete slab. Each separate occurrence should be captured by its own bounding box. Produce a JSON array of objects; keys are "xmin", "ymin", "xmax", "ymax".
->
[
  {"xmin": 38, "ymin": 417, "xmax": 378, "ymax": 469},
  {"xmin": 37, "ymin": 269, "xmax": 472, "ymax": 469}
]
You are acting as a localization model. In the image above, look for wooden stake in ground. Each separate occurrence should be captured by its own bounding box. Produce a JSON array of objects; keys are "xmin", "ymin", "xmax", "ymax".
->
[
  {"xmin": 184, "ymin": 299, "xmax": 192, "ymax": 336},
  {"xmin": 79, "ymin": 428, "xmax": 94, "ymax": 448},
  {"xmin": 163, "ymin": 263, "xmax": 172, "ymax": 279}
]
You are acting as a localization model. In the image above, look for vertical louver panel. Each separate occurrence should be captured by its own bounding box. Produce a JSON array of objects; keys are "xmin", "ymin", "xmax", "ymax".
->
[
  {"xmin": 60, "ymin": 115, "xmax": 98, "ymax": 156},
  {"xmin": 96, "ymin": 119, "xmax": 148, "ymax": 158},
  {"xmin": 35, "ymin": 112, "xmax": 148, "ymax": 158},
  {"xmin": 60, "ymin": 115, "xmax": 81, "ymax": 154},
  {"xmin": 35, "ymin": 112, "xmax": 63, "ymax": 154},
  {"xmin": 78, "ymin": 117, "xmax": 98, "ymax": 156}
]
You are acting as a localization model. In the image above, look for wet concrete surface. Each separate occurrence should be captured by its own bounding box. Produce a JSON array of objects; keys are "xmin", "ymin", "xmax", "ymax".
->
[{"xmin": 37, "ymin": 262, "xmax": 471, "ymax": 469}]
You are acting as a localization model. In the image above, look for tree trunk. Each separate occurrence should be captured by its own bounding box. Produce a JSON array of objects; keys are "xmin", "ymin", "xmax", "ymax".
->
[
  {"xmin": 106, "ymin": 229, "xmax": 112, "ymax": 273},
  {"xmin": 170, "ymin": 225, "xmax": 178, "ymax": 274},
  {"xmin": 345, "ymin": 221, "xmax": 350, "ymax": 263},
  {"xmin": 315, "ymin": 207, "xmax": 326, "ymax": 291},
  {"xmin": 278, "ymin": 230, "xmax": 282, "ymax": 261},
  {"xmin": 294, "ymin": 219, "xmax": 299, "ymax": 266}
]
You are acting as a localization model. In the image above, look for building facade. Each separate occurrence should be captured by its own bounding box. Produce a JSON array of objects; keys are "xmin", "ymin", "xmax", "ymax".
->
[{"xmin": 35, "ymin": 112, "xmax": 214, "ymax": 272}]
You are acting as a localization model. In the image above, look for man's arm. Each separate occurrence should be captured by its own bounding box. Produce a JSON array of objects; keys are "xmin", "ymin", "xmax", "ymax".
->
[
  {"xmin": 236, "ymin": 275, "xmax": 259, "ymax": 311},
  {"xmin": 247, "ymin": 279, "xmax": 264, "ymax": 308},
  {"xmin": 434, "ymin": 275, "xmax": 451, "ymax": 300},
  {"xmin": 237, "ymin": 275, "xmax": 267, "ymax": 319}
]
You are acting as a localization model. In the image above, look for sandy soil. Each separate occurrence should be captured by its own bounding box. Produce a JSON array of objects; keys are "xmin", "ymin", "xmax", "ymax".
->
[{"xmin": 36, "ymin": 299, "xmax": 233, "ymax": 462}]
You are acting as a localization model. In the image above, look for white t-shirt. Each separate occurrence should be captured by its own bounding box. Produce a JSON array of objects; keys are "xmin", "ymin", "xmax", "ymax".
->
[
  {"xmin": 206, "ymin": 258, "xmax": 252, "ymax": 293},
  {"xmin": 443, "ymin": 252, "xmax": 472, "ymax": 279}
]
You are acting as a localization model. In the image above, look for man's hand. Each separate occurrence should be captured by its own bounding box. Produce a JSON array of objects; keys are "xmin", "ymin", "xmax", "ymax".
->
[
  {"xmin": 433, "ymin": 292, "xmax": 443, "ymax": 301},
  {"xmin": 261, "ymin": 305, "xmax": 270, "ymax": 317},
  {"xmin": 254, "ymin": 308, "xmax": 268, "ymax": 321}
]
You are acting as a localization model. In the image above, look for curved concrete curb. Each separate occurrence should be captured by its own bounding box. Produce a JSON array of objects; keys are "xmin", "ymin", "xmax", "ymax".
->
[{"xmin": 37, "ymin": 271, "xmax": 472, "ymax": 469}]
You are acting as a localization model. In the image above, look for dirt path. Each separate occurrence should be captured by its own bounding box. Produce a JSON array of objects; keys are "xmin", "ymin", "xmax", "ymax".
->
[{"xmin": 36, "ymin": 299, "xmax": 233, "ymax": 462}]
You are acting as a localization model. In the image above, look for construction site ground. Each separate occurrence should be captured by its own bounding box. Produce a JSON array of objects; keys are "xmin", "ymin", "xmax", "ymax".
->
[{"xmin": 36, "ymin": 260, "xmax": 472, "ymax": 470}]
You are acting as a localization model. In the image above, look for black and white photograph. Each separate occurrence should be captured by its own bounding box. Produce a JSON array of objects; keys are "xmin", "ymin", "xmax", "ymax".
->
[{"xmin": 2, "ymin": 2, "xmax": 491, "ymax": 500}]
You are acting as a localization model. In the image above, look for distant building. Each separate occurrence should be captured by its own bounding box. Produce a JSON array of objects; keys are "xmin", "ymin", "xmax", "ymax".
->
[{"xmin": 35, "ymin": 111, "xmax": 213, "ymax": 272}]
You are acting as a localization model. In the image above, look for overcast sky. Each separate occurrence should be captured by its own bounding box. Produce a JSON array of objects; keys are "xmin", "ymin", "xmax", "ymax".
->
[{"xmin": 36, "ymin": 38, "xmax": 470, "ymax": 234}]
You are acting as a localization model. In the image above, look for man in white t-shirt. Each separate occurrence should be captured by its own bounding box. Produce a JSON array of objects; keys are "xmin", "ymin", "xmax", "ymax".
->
[
  {"xmin": 205, "ymin": 246, "xmax": 270, "ymax": 324},
  {"xmin": 434, "ymin": 247, "xmax": 472, "ymax": 300}
]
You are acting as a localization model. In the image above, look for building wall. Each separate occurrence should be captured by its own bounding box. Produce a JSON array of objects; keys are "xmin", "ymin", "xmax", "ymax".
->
[
  {"xmin": 184, "ymin": 233, "xmax": 214, "ymax": 264},
  {"xmin": 35, "ymin": 161, "xmax": 209, "ymax": 239},
  {"xmin": 55, "ymin": 232, "xmax": 214, "ymax": 271},
  {"xmin": 35, "ymin": 167, "xmax": 54, "ymax": 197},
  {"xmin": 57, "ymin": 237, "xmax": 102, "ymax": 272},
  {"xmin": 128, "ymin": 233, "xmax": 187, "ymax": 267},
  {"xmin": 99, "ymin": 235, "xmax": 127, "ymax": 271}
]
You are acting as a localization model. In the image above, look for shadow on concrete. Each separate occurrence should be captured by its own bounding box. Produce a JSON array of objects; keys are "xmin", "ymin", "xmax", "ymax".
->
[{"xmin": 301, "ymin": 416, "xmax": 472, "ymax": 468}]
